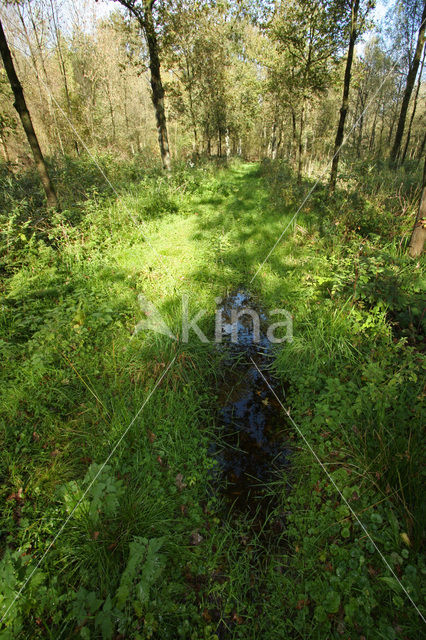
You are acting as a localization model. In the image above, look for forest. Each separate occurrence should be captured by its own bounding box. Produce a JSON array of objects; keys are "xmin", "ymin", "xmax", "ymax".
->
[{"xmin": 0, "ymin": 0, "xmax": 425, "ymax": 638}]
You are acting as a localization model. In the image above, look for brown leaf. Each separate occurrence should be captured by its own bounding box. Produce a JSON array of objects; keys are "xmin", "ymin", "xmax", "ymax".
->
[
  {"xmin": 232, "ymin": 612, "xmax": 243, "ymax": 624},
  {"xmin": 202, "ymin": 609, "xmax": 211, "ymax": 622},
  {"xmin": 190, "ymin": 531, "xmax": 203, "ymax": 546},
  {"xmin": 50, "ymin": 449, "xmax": 60, "ymax": 457},
  {"xmin": 147, "ymin": 430, "xmax": 156, "ymax": 443},
  {"xmin": 175, "ymin": 473, "xmax": 187, "ymax": 491},
  {"xmin": 92, "ymin": 531, "xmax": 99, "ymax": 540},
  {"xmin": 336, "ymin": 621, "xmax": 345, "ymax": 635},
  {"xmin": 7, "ymin": 487, "xmax": 24, "ymax": 502}
]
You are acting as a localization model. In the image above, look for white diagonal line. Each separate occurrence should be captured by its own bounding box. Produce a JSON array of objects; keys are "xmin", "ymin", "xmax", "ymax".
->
[
  {"xmin": 250, "ymin": 356, "xmax": 425, "ymax": 623},
  {"xmin": 0, "ymin": 355, "xmax": 176, "ymax": 627}
]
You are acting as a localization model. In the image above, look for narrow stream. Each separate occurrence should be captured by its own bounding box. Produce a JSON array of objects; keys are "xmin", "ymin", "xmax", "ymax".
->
[{"xmin": 210, "ymin": 291, "xmax": 290, "ymax": 522}]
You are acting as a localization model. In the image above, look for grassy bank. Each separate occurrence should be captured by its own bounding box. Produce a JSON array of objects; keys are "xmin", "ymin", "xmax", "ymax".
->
[{"xmin": 0, "ymin": 156, "xmax": 424, "ymax": 638}]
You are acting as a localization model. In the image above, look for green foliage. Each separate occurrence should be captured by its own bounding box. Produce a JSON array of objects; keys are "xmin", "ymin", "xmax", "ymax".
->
[{"xmin": 0, "ymin": 158, "xmax": 424, "ymax": 639}]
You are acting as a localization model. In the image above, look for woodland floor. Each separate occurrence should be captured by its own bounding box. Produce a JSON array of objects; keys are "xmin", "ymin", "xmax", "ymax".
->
[{"xmin": 0, "ymin": 159, "xmax": 424, "ymax": 639}]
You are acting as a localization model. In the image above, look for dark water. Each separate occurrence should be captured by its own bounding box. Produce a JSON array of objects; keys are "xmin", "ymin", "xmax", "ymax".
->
[{"xmin": 210, "ymin": 291, "xmax": 290, "ymax": 519}]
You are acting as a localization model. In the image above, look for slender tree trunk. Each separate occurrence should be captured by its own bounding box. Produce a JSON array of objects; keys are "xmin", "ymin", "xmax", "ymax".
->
[
  {"xmin": 0, "ymin": 18, "xmax": 58, "ymax": 209},
  {"xmin": 118, "ymin": 1, "xmax": 171, "ymax": 170},
  {"xmin": 297, "ymin": 100, "xmax": 305, "ymax": 185},
  {"xmin": 16, "ymin": 4, "xmax": 54, "ymax": 154},
  {"xmin": 269, "ymin": 121, "xmax": 277, "ymax": 159},
  {"xmin": 25, "ymin": 2, "xmax": 65, "ymax": 155},
  {"xmin": 369, "ymin": 105, "xmax": 379, "ymax": 151},
  {"xmin": 401, "ymin": 46, "xmax": 426, "ymax": 164},
  {"xmin": 0, "ymin": 133, "xmax": 10, "ymax": 163},
  {"xmin": 357, "ymin": 98, "xmax": 365, "ymax": 158},
  {"xmin": 274, "ymin": 124, "xmax": 282, "ymax": 159},
  {"xmin": 388, "ymin": 110, "xmax": 397, "ymax": 146},
  {"xmin": 106, "ymin": 81, "xmax": 116, "ymax": 144},
  {"xmin": 185, "ymin": 56, "xmax": 198, "ymax": 155},
  {"xmin": 329, "ymin": 0, "xmax": 360, "ymax": 193},
  {"xmin": 142, "ymin": 3, "xmax": 171, "ymax": 171},
  {"xmin": 390, "ymin": 1, "xmax": 426, "ymax": 163},
  {"xmin": 417, "ymin": 132, "xmax": 426, "ymax": 161},
  {"xmin": 225, "ymin": 127, "xmax": 231, "ymax": 158},
  {"xmin": 409, "ymin": 154, "xmax": 426, "ymax": 256},
  {"xmin": 291, "ymin": 107, "xmax": 297, "ymax": 160},
  {"xmin": 50, "ymin": 0, "xmax": 79, "ymax": 154}
]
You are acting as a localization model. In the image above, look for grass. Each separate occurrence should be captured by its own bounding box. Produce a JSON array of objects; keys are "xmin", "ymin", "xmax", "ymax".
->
[{"xmin": 0, "ymin": 155, "xmax": 425, "ymax": 638}]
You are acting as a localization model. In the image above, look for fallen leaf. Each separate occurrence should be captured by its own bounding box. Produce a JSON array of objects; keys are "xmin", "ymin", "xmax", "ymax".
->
[
  {"xmin": 400, "ymin": 532, "xmax": 411, "ymax": 547},
  {"xmin": 190, "ymin": 531, "xmax": 203, "ymax": 546},
  {"xmin": 7, "ymin": 487, "xmax": 24, "ymax": 502},
  {"xmin": 92, "ymin": 531, "xmax": 99, "ymax": 540},
  {"xmin": 175, "ymin": 473, "xmax": 187, "ymax": 491}
]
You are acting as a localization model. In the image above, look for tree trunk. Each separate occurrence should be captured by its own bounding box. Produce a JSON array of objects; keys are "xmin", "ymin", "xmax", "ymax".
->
[
  {"xmin": 16, "ymin": 3, "xmax": 54, "ymax": 154},
  {"xmin": 369, "ymin": 105, "xmax": 379, "ymax": 151},
  {"xmin": 401, "ymin": 45, "xmax": 426, "ymax": 165},
  {"xmin": 25, "ymin": 1, "xmax": 65, "ymax": 155},
  {"xmin": 297, "ymin": 100, "xmax": 305, "ymax": 185},
  {"xmin": 390, "ymin": 0, "xmax": 426, "ymax": 163},
  {"xmin": 118, "ymin": 1, "xmax": 171, "ymax": 170},
  {"xmin": 269, "ymin": 121, "xmax": 277, "ymax": 159},
  {"xmin": 185, "ymin": 56, "xmax": 198, "ymax": 155},
  {"xmin": 237, "ymin": 137, "xmax": 242, "ymax": 156},
  {"xmin": 329, "ymin": 0, "xmax": 359, "ymax": 193},
  {"xmin": 0, "ymin": 133, "xmax": 10, "ymax": 163},
  {"xmin": 0, "ymin": 18, "xmax": 58, "ymax": 209},
  {"xmin": 274, "ymin": 124, "xmax": 282, "ymax": 159},
  {"xmin": 409, "ymin": 154, "xmax": 426, "ymax": 256},
  {"xmin": 143, "ymin": 2, "xmax": 171, "ymax": 171},
  {"xmin": 225, "ymin": 127, "xmax": 231, "ymax": 159},
  {"xmin": 417, "ymin": 132, "xmax": 426, "ymax": 161},
  {"xmin": 356, "ymin": 89, "xmax": 365, "ymax": 158},
  {"xmin": 106, "ymin": 80, "xmax": 116, "ymax": 144},
  {"xmin": 50, "ymin": 0, "xmax": 79, "ymax": 154}
]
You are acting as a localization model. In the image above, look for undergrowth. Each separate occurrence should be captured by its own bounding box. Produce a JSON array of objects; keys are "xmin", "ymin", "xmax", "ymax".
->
[{"xmin": 0, "ymin": 155, "xmax": 424, "ymax": 639}]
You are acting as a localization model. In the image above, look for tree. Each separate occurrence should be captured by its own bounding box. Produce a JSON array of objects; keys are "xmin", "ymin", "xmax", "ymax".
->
[
  {"xmin": 400, "ymin": 44, "xmax": 425, "ymax": 163},
  {"xmin": 113, "ymin": 0, "xmax": 171, "ymax": 171},
  {"xmin": 0, "ymin": 16, "xmax": 58, "ymax": 208},
  {"xmin": 271, "ymin": 0, "xmax": 344, "ymax": 183},
  {"xmin": 390, "ymin": 0, "xmax": 426, "ymax": 163},
  {"xmin": 329, "ymin": 0, "xmax": 360, "ymax": 192},
  {"xmin": 408, "ymin": 153, "xmax": 426, "ymax": 255}
]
